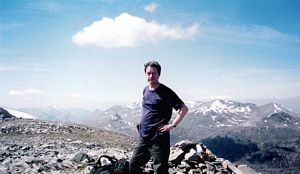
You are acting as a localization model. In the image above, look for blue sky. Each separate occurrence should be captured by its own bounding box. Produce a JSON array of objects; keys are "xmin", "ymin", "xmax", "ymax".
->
[{"xmin": 1, "ymin": 0, "xmax": 300, "ymax": 109}]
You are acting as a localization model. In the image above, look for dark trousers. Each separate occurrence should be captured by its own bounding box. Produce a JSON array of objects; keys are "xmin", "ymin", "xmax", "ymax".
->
[{"xmin": 129, "ymin": 132, "xmax": 170, "ymax": 174}]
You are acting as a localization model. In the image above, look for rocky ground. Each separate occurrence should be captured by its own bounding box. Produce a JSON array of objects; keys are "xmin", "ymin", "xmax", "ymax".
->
[
  {"xmin": 0, "ymin": 118, "xmax": 134, "ymax": 174},
  {"xmin": 0, "ymin": 117, "xmax": 256, "ymax": 174}
]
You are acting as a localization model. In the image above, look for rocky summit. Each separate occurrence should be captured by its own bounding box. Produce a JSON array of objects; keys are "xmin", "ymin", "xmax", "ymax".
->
[
  {"xmin": 0, "ymin": 114, "xmax": 255, "ymax": 173},
  {"xmin": 0, "ymin": 117, "xmax": 134, "ymax": 174}
]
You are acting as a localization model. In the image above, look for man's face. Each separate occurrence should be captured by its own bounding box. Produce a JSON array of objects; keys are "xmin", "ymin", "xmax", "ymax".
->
[{"xmin": 145, "ymin": 66, "xmax": 160, "ymax": 85}]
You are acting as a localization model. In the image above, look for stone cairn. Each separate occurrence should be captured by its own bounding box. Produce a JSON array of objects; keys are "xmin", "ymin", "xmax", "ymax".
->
[{"xmin": 143, "ymin": 140, "xmax": 256, "ymax": 174}]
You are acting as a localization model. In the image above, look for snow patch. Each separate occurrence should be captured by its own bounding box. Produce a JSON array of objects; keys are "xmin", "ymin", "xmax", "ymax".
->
[
  {"xmin": 5, "ymin": 108, "xmax": 36, "ymax": 119},
  {"xmin": 211, "ymin": 115, "xmax": 216, "ymax": 121},
  {"xmin": 273, "ymin": 103, "xmax": 282, "ymax": 113}
]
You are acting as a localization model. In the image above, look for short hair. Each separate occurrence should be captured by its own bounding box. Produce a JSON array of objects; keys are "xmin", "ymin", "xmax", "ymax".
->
[{"xmin": 144, "ymin": 61, "xmax": 161, "ymax": 75}]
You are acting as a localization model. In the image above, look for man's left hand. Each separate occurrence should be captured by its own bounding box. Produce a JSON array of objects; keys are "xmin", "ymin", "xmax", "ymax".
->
[{"xmin": 159, "ymin": 124, "xmax": 174, "ymax": 132}]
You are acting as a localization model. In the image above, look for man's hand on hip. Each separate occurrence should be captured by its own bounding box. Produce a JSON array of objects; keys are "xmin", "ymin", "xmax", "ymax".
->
[{"xmin": 159, "ymin": 124, "xmax": 175, "ymax": 132}]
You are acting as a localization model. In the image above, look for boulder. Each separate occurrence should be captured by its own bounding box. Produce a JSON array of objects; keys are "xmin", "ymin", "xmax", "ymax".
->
[{"xmin": 71, "ymin": 152, "xmax": 90, "ymax": 163}]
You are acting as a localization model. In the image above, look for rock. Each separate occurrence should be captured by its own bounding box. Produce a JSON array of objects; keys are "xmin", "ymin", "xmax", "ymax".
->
[
  {"xmin": 227, "ymin": 163, "xmax": 242, "ymax": 174},
  {"xmin": 216, "ymin": 158, "xmax": 224, "ymax": 162},
  {"xmin": 169, "ymin": 147, "xmax": 185, "ymax": 164},
  {"xmin": 196, "ymin": 144, "xmax": 204, "ymax": 153},
  {"xmin": 237, "ymin": 165, "xmax": 257, "ymax": 174},
  {"xmin": 188, "ymin": 168, "xmax": 202, "ymax": 174},
  {"xmin": 167, "ymin": 141, "xmax": 256, "ymax": 174},
  {"xmin": 205, "ymin": 161, "xmax": 215, "ymax": 171},
  {"xmin": 0, "ymin": 168, "xmax": 10, "ymax": 174},
  {"xmin": 222, "ymin": 160, "xmax": 231, "ymax": 169},
  {"xmin": 185, "ymin": 148, "xmax": 200, "ymax": 162},
  {"xmin": 198, "ymin": 163, "xmax": 206, "ymax": 170},
  {"xmin": 71, "ymin": 152, "xmax": 90, "ymax": 163},
  {"xmin": 2, "ymin": 158, "xmax": 12, "ymax": 165},
  {"xmin": 175, "ymin": 140, "xmax": 197, "ymax": 152}
]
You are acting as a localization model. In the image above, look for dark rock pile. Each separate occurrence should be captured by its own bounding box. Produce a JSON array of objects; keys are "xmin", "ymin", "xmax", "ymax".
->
[{"xmin": 141, "ymin": 140, "xmax": 256, "ymax": 174}]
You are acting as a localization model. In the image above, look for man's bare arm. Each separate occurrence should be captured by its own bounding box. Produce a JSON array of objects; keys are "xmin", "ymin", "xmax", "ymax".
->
[{"xmin": 159, "ymin": 104, "xmax": 188, "ymax": 132}]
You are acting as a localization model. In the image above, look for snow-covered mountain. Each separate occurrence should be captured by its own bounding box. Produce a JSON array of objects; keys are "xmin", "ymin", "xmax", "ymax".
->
[
  {"xmin": 258, "ymin": 111, "xmax": 300, "ymax": 129},
  {"xmin": 181, "ymin": 101, "xmax": 300, "ymax": 173},
  {"xmin": 186, "ymin": 100, "xmax": 257, "ymax": 128},
  {"xmin": 83, "ymin": 102, "xmax": 141, "ymax": 136},
  {"xmin": 74, "ymin": 99, "xmax": 300, "ymax": 141},
  {"xmin": 87, "ymin": 99, "xmax": 254, "ymax": 132},
  {"xmin": 1, "ymin": 107, "xmax": 36, "ymax": 119},
  {"xmin": 239, "ymin": 102, "xmax": 300, "ymax": 128}
]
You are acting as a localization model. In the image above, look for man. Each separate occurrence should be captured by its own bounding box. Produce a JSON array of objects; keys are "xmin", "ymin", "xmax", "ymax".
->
[{"xmin": 129, "ymin": 61, "xmax": 188, "ymax": 174}]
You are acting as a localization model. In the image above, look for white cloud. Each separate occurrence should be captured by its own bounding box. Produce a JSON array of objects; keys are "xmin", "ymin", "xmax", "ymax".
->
[
  {"xmin": 72, "ymin": 13, "xmax": 198, "ymax": 48},
  {"xmin": 9, "ymin": 89, "xmax": 43, "ymax": 96},
  {"xmin": 145, "ymin": 3, "xmax": 157, "ymax": 13}
]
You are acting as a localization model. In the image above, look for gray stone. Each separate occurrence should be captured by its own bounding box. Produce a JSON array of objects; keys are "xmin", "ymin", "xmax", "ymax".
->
[
  {"xmin": 212, "ymin": 161, "xmax": 223, "ymax": 169},
  {"xmin": 188, "ymin": 168, "xmax": 202, "ymax": 174},
  {"xmin": 2, "ymin": 158, "xmax": 12, "ymax": 165},
  {"xmin": 205, "ymin": 161, "xmax": 215, "ymax": 171},
  {"xmin": 227, "ymin": 163, "xmax": 242, "ymax": 174},
  {"xmin": 169, "ymin": 147, "xmax": 185, "ymax": 164},
  {"xmin": 196, "ymin": 144, "xmax": 204, "ymax": 153},
  {"xmin": 221, "ymin": 160, "xmax": 231, "ymax": 169},
  {"xmin": 71, "ymin": 152, "xmax": 90, "ymax": 163},
  {"xmin": 1, "ymin": 169, "xmax": 9, "ymax": 174},
  {"xmin": 185, "ymin": 148, "xmax": 201, "ymax": 162},
  {"xmin": 198, "ymin": 163, "xmax": 206, "ymax": 170},
  {"xmin": 237, "ymin": 165, "xmax": 257, "ymax": 174}
]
